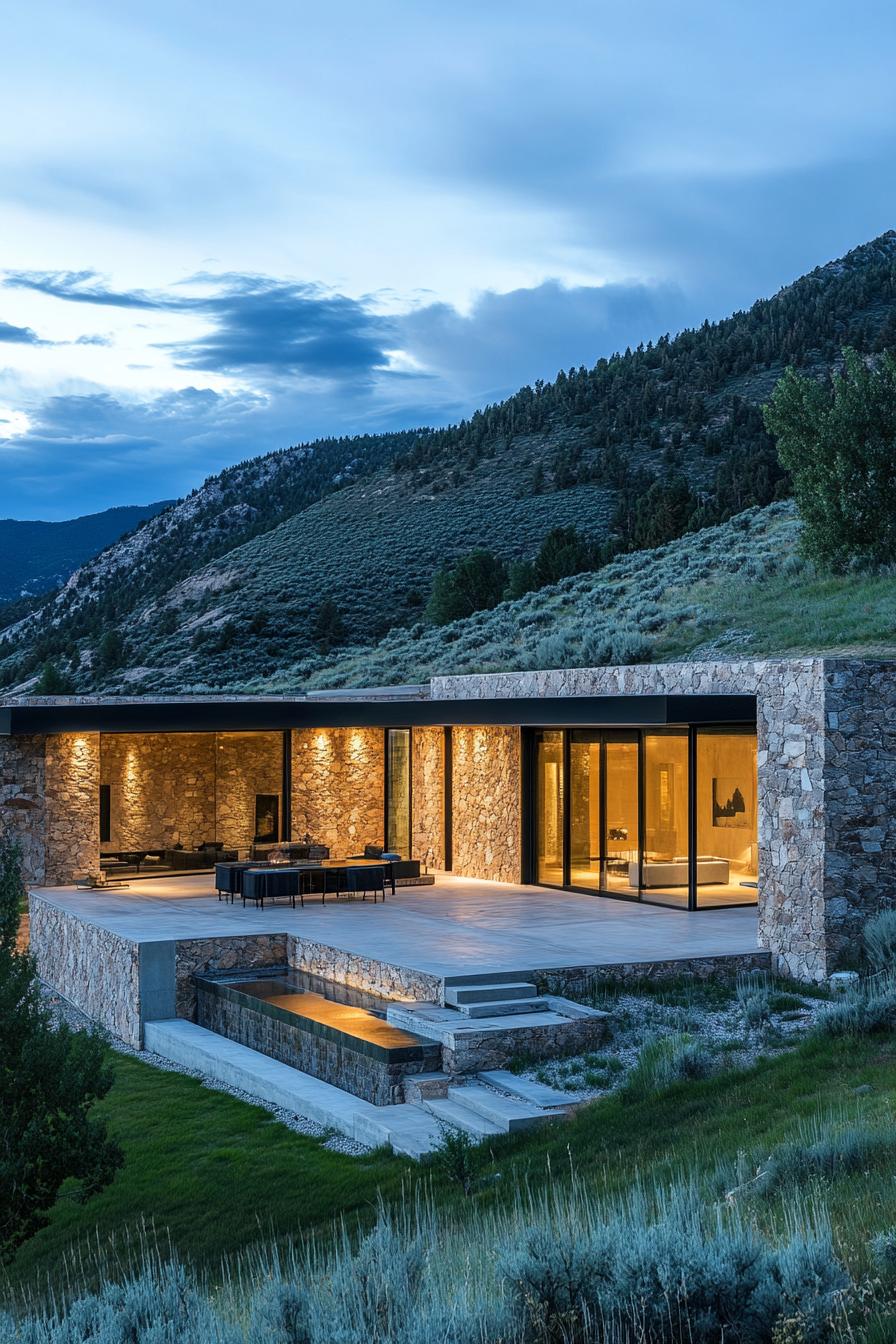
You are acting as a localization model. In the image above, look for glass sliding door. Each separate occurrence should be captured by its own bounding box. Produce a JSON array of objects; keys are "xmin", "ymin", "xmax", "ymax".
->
[
  {"xmin": 601, "ymin": 737, "xmax": 640, "ymax": 897},
  {"xmin": 534, "ymin": 730, "xmax": 565, "ymax": 885},
  {"xmin": 569, "ymin": 733, "xmax": 601, "ymax": 890},
  {"xmin": 385, "ymin": 728, "xmax": 411, "ymax": 857},
  {"xmin": 643, "ymin": 732, "xmax": 690, "ymax": 907},
  {"xmin": 695, "ymin": 729, "xmax": 758, "ymax": 906}
]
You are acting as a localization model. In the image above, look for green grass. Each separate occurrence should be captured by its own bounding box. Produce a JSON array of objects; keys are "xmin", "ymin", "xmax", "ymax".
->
[{"xmin": 8, "ymin": 1026, "xmax": 896, "ymax": 1305}]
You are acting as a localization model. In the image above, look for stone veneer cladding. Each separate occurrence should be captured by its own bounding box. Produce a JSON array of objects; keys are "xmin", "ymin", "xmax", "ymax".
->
[
  {"xmin": 0, "ymin": 734, "xmax": 47, "ymax": 884},
  {"xmin": 100, "ymin": 732, "xmax": 216, "ymax": 853},
  {"xmin": 215, "ymin": 731, "xmax": 283, "ymax": 850},
  {"xmin": 291, "ymin": 727, "xmax": 384, "ymax": 858},
  {"xmin": 430, "ymin": 660, "xmax": 896, "ymax": 981},
  {"xmin": 411, "ymin": 725, "xmax": 444, "ymax": 869},
  {"xmin": 45, "ymin": 732, "xmax": 100, "ymax": 884},
  {"xmin": 450, "ymin": 725, "xmax": 522, "ymax": 883}
]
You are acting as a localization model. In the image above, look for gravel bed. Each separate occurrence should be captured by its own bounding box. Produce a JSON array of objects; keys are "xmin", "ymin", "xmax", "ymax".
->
[
  {"xmin": 518, "ymin": 982, "xmax": 829, "ymax": 1101},
  {"xmin": 39, "ymin": 983, "xmax": 370, "ymax": 1156}
]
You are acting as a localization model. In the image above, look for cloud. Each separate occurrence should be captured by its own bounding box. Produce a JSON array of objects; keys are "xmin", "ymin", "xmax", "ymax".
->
[
  {"xmin": 4, "ymin": 270, "xmax": 397, "ymax": 382},
  {"xmin": 0, "ymin": 319, "xmax": 46, "ymax": 345}
]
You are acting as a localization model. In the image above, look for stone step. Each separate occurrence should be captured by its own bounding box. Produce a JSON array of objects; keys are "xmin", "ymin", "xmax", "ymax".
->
[
  {"xmin": 477, "ymin": 1069, "xmax": 583, "ymax": 1109},
  {"xmin": 456, "ymin": 997, "xmax": 549, "ymax": 1018},
  {"xmin": 444, "ymin": 981, "xmax": 537, "ymax": 1007},
  {"xmin": 418, "ymin": 1096, "xmax": 504, "ymax": 1139},
  {"xmin": 447, "ymin": 1083, "xmax": 565, "ymax": 1132},
  {"xmin": 403, "ymin": 1071, "xmax": 451, "ymax": 1102}
]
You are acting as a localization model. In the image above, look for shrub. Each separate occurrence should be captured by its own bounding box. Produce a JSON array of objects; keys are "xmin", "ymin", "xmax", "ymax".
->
[
  {"xmin": 736, "ymin": 970, "xmax": 772, "ymax": 1028},
  {"xmin": 863, "ymin": 909, "xmax": 896, "ymax": 970},
  {"xmin": 753, "ymin": 1120, "xmax": 896, "ymax": 1197},
  {"xmin": 621, "ymin": 1033, "xmax": 715, "ymax": 1104},
  {"xmin": 815, "ymin": 971, "xmax": 896, "ymax": 1037},
  {"xmin": 428, "ymin": 1122, "xmax": 481, "ymax": 1195},
  {"xmin": 870, "ymin": 1227, "xmax": 896, "ymax": 1279}
]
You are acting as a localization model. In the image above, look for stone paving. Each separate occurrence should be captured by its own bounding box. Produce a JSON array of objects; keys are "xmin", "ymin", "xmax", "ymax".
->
[{"xmin": 32, "ymin": 871, "xmax": 760, "ymax": 980}]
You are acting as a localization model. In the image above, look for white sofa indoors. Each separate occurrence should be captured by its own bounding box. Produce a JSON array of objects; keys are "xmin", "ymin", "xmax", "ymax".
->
[{"xmin": 629, "ymin": 856, "xmax": 730, "ymax": 888}]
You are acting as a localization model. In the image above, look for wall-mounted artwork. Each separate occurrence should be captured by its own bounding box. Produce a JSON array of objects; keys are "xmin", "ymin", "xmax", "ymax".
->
[
  {"xmin": 254, "ymin": 793, "xmax": 279, "ymax": 843},
  {"xmin": 712, "ymin": 777, "xmax": 750, "ymax": 829}
]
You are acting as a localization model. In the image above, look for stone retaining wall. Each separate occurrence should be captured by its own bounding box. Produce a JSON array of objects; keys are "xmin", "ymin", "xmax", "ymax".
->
[
  {"xmin": 286, "ymin": 935, "xmax": 440, "ymax": 1002},
  {"xmin": 174, "ymin": 933, "xmax": 287, "ymax": 1020},
  {"xmin": 532, "ymin": 950, "xmax": 772, "ymax": 998},
  {"xmin": 442, "ymin": 1012, "xmax": 609, "ymax": 1074},
  {"xmin": 29, "ymin": 894, "xmax": 141, "ymax": 1045}
]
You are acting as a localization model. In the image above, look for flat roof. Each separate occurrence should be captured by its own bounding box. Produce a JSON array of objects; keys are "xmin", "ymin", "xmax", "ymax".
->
[{"xmin": 0, "ymin": 693, "xmax": 756, "ymax": 734}]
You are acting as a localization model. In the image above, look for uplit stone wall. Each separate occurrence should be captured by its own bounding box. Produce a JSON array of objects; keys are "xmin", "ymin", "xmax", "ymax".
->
[
  {"xmin": 215, "ymin": 731, "xmax": 283, "ymax": 851},
  {"xmin": 45, "ymin": 732, "xmax": 101, "ymax": 884},
  {"xmin": 291, "ymin": 727, "xmax": 384, "ymax": 858},
  {"xmin": 412, "ymin": 726, "xmax": 444, "ymax": 869},
  {"xmin": 287, "ymin": 934, "xmax": 441, "ymax": 1002},
  {"xmin": 450, "ymin": 725, "xmax": 522, "ymax": 883},
  {"xmin": 174, "ymin": 933, "xmax": 287, "ymax": 1020},
  {"xmin": 100, "ymin": 732, "xmax": 216, "ymax": 852},
  {"xmin": 0, "ymin": 734, "xmax": 47, "ymax": 884}
]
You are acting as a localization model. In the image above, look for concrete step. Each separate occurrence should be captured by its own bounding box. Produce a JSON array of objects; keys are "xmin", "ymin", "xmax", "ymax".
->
[
  {"xmin": 143, "ymin": 1018, "xmax": 378, "ymax": 1142},
  {"xmin": 477, "ymin": 1069, "xmax": 583, "ymax": 1109},
  {"xmin": 442, "ymin": 969, "xmax": 536, "ymax": 988},
  {"xmin": 456, "ymin": 997, "xmax": 549, "ymax": 1018},
  {"xmin": 444, "ymin": 981, "xmax": 537, "ymax": 1007},
  {"xmin": 447, "ymin": 1083, "xmax": 565, "ymax": 1132},
  {"xmin": 418, "ymin": 1096, "xmax": 504, "ymax": 1139},
  {"xmin": 352, "ymin": 1104, "xmax": 446, "ymax": 1159}
]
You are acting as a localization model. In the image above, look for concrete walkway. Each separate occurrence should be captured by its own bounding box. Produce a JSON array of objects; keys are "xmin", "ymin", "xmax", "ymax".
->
[{"xmin": 32, "ymin": 874, "xmax": 759, "ymax": 978}]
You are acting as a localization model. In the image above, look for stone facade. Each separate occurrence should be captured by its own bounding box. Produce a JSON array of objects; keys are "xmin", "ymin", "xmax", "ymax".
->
[
  {"xmin": 291, "ymin": 727, "xmax": 384, "ymax": 858},
  {"xmin": 100, "ymin": 732, "xmax": 216, "ymax": 853},
  {"xmin": 215, "ymin": 731, "xmax": 283, "ymax": 851},
  {"xmin": 411, "ymin": 726, "xmax": 444, "ymax": 870},
  {"xmin": 450, "ymin": 725, "xmax": 522, "ymax": 883},
  {"xmin": 0, "ymin": 734, "xmax": 47, "ymax": 884},
  {"xmin": 286, "ymin": 934, "xmax": 441, "ymax": 1002}
]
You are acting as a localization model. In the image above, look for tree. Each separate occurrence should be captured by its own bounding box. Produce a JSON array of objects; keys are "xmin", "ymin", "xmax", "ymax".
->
[
  {"xmin": 34, "ymin": 659, "xmax": 73, "ymax": 694},
  {"xmin": 0, "ymin": 832, "xmax": 122, "ymax": 1262},
  {"xmin": 425, "ymin": 550, "xmax": 508, "ymax": 625},
  {"xmin": 764, "ymin": 348, "xmax": 896, "ymax": 569},
  {"xmin": 312, "ymin": 599, "xmax": 347, "ymax": 653},
  {"xmin": 531, "ymin": 526, "xmax": 597, "ymax": 588},
  {"xmin": 96, "ymin": 627, "xmax": 126, "ymax": 671}
]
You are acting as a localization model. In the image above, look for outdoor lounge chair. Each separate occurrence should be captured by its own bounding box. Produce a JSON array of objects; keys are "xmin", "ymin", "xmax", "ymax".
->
[{"xmin": 345, "ymin": 864, "xmax": 386, "ymax": 903}]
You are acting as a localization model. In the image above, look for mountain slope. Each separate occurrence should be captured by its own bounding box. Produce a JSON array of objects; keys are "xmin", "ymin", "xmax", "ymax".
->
[
  {"xmin": 3, "ymin": 230, "xmax": 896, "ymax": 693},
  {"xmin": 0, "ymin": 501, "xmax": 173, "ymax": 601}
]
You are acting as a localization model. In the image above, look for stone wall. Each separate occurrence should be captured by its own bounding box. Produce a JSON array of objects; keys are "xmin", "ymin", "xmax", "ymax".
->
[
  {"xmin": 291, "ymin": 727, "xmax": 384, "ymax": 859},
  {"xmin": 450, "ymin": 725, "xmax": 522, "ymax": 883},
  {"xmin": 412, "ymin": 726, "xmax": 444, "ymax": 869},
  {"xmin": 100, "ymin": 732, "xmax": 216, "ymax": 853},
  {"xmin": 215, "ymin": 731, "xmax": 283, "ymax": 851},
  {"xmin": 29, "ymin": 894, "xmax": 142, "ymax": 1044},
  {"xmin": 174, "ymin": 933, "xmax": 287, "ymax": 1020},
  {"xmin": 196, "ymin": 978, "xmax": 440, "ymax": 1104},
  {"xmin": 287, "ymin": 934, "xmax": 441, "ymax": 1002},
  {"xmin": 0, "ymin": 734, "xmax": 47, "ymax": 885},
  {"xmin": 45, "ymin": 732, "xmax": 101, "ymax": 885}
]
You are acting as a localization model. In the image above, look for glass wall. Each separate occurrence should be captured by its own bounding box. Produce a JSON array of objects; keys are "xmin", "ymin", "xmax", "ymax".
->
[
  {"xmin": 385, "ymin": 728, "xmax": 411, "ymax": 857},
  {"xmin": 534, "ymin": 730, "xmax": 564, "ymax": 885},
  {"xmin": 529, "ymin": 725, "xmax": 757, "ymax": 908},
  {"xmin": 98, "ymin": 730, "xmax": 284, "ymax": 876},
  {"xmin": 695, "ymin": 729, "xmax": 758, "ymax": 906},
  {"xmin": 643, "ymin": 732, "xmax": 690, "ymax": 908}
]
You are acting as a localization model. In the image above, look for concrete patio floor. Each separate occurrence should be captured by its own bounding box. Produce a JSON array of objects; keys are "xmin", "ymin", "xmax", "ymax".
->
[{"xmin": 31, "ymin": 873, "xmax": 760, "ymax": 980}]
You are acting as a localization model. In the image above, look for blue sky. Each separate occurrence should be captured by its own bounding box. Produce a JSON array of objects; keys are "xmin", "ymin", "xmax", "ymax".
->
[{"xmin": 1, "ymin": 1, "xmax": 895, "ymax": 519}]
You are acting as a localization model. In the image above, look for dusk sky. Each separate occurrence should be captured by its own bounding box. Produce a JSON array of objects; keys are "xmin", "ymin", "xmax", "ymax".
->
[{"xmin": 2, "ymin": 0, "xmax": 895, "ymax": 519}]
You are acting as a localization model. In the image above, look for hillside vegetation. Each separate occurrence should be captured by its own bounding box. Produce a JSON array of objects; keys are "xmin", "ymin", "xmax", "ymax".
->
[{"xmin": 4, "ymin": 231, "xmax": 896, "ymax": 693}]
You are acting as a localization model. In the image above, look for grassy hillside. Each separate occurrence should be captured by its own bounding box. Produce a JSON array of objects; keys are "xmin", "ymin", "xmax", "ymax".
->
[{"xmin": 4, "ymin": 230, "xmax": 896, "ymax": 694}]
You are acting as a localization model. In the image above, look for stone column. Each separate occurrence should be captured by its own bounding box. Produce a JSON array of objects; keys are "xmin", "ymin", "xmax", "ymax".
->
[
  {"xmin": 451, "ymin": 725, "xmax": 522, "ymax": 883},
  {"xmin": 45, "ymin": 732, "xmax": 101, "ymax": 885},
  {"xmin": 412, "ymin": 726, "xmax": 444, "ymax": 869}
]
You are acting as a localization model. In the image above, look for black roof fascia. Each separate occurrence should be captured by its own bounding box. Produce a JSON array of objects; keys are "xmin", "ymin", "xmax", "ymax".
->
[{"xmin": 0, "ymin": 694, "xmax": 756, "ymax": 735}]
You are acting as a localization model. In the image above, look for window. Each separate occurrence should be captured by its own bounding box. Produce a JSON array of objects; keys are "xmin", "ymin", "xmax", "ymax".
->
[
  {"xmin": 695, "ymin": 730, "xmax": 757, "ymax": 907},
  {"xmin": 385, "ymin": 728, "xmax": 411, "ymax": 857},
  {"xmin": 534, "ymin": 730, "xmax": 564, "ymax": 885}
]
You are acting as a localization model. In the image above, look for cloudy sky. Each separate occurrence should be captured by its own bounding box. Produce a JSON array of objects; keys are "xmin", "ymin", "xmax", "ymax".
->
[{"xmin": 1, "ymin": 0, "xmax": 895, "ymax": 519}]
